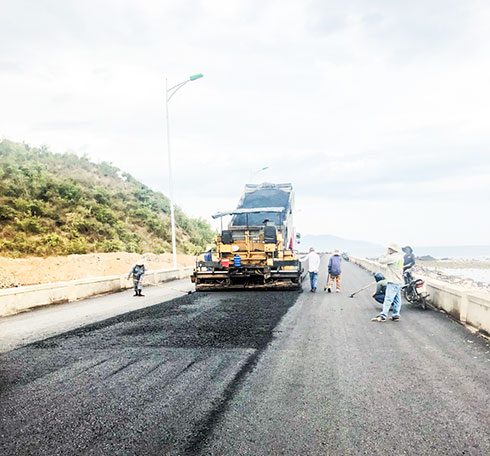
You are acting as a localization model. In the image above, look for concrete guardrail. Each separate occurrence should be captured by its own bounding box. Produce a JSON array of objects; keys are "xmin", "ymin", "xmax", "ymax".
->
[
  {"xmin": 349, "ymin": 256, "xmax": 490, "ymax": 337},
  {"xmin": 0, "ymin": 267, "xmax": 193, "ymax": 317}
]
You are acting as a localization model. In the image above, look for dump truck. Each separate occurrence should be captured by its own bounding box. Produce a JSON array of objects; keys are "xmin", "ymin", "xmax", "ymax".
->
[{"xmin": 191, "ymin": 183, "xmax": 302, "ymax": 290}]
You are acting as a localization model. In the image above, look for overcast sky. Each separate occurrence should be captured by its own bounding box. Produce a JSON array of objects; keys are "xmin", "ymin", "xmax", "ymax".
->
[{"xmin": 1, "ymin": 0, "xmax": 490, "ymax": 246}]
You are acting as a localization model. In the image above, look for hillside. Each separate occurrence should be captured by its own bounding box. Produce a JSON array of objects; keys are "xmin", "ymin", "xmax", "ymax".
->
[{"xmin": 0, "ymin": 139, "xmax": 214, "ymax": 257}]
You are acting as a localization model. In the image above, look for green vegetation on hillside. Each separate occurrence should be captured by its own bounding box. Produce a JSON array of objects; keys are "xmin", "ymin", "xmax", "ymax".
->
[{"xmin": 0, "ymin": 139, "xmax": 214, "ymax": 257}]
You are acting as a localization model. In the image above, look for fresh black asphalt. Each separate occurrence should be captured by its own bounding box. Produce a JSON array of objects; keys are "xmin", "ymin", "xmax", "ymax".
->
[{"xmin": 1, "ymin": 258, "xmax": 489, "ymax": 455}]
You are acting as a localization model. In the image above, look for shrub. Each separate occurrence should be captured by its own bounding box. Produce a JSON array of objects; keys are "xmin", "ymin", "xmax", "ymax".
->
[
  {"xmin": 66, "ymin": 238, "xmax": 90, "ymax": 254},
  {"xmin": 92, "ymin": 206, "xmax": 116, "ymax": 224},
  {"xmin": 126, "ymin": 241, "xmax": 142, "ymax": 253},
  {"xmin": 56, "ymin": 181, "xmax": 82, "ymax": 202},
  {"xmin": 93, "ymin": 187, "xmax": 111, "ymax": 205},
  {"xmin": 97, "ymin": 239, "xmax": 124, "ymax": 252},
  {"xmin": 43, "ymin": 233, "xmax": 64, "ymax": 248},
  {"xmin": 15, "ymin": 215, "xmax": 44, "ymax": 234},
  {"xmin": 0, "ymin": 205, "xmax": 16, "ymax": 220}
]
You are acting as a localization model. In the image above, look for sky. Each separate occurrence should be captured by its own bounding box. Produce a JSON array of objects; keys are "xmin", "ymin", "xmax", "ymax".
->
[{"xmin": 1, "ymin": 0, "xmax": 490, "ymax": 246}]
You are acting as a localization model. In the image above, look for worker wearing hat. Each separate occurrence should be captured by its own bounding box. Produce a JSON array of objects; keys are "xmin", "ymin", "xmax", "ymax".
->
[
  {"xmin": 127, "ymin": 260, "xmax": 145, "ymax": 297},
  {"xmin": 372, "ymin": 243, "xmax": 404, "ymax": 322},
  {"xmin": 326, "ymin": 249, "xmax": 342, "ymax": 293}
]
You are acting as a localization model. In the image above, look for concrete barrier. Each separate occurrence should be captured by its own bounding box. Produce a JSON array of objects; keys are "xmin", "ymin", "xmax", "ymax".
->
[
  {"xmin": 349, "ymin": 256, "xmax": 490, "ymax": 337},
  {"xmin": 0, "ymin": 267, "xmax": 193, "ymax": 317}
]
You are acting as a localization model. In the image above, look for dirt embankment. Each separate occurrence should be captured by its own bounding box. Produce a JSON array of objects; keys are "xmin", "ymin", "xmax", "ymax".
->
[{"xmin": 0, "ymin": 252, "xmax": 195, "ymax": 288}]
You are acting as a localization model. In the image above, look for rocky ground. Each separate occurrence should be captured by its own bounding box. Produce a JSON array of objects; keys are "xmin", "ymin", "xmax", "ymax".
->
[
  {"xmin": 0, "ymin": 252, "xmax": 195, "ymax": 288},
  {"xmin": 415, "ymin": 259, "xmax": 490, "ymax": 293}
]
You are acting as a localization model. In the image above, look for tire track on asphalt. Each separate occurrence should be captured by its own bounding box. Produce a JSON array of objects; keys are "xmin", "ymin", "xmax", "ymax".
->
[
  {"xmin": 184, "ymin": 346, "xmax": 263, "ymax": 454},
  {"xmin": 1, "ymin": 288, "xmax": 301, "ymax": 455},
  {"xmin": 183, "ymin": 288, "xmax": 311, "ymax": 454},
  {"xmin": 102, "ymin": 358, "xmax": 140, "ymax": 380}
]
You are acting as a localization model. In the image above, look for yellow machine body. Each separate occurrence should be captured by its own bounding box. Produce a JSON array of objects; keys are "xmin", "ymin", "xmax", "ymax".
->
[{"xmin": 191, "ymin": 183, "xmax": 302, "ymax": 290}]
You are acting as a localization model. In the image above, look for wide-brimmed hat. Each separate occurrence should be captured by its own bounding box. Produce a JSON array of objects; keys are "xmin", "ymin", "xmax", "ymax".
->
[
  {"xmin": 387, "ymin": 243, "xmax": 401, "ymax": 252},
  {"xmin": 333, "ymin": 249, "xmax": 340, "ymax": 254}
]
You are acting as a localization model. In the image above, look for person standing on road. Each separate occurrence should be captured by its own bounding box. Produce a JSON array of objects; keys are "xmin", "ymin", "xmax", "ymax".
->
[
  {"xmin": 128, "ymin": 261, "xmax": 145, "ymax": 297},
  {"xmin": 300, "ymin": 247, "xmax": 320, "ymax": 292},
  {"xmin": 372, "ymin": 244, "xmax": 404, "ymax": 322},
  {"xmin": 326, "ymin": 249, "xmax": 342, "ymax": 293}
]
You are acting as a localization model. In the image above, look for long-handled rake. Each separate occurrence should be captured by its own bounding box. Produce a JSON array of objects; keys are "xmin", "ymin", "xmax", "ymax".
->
[
  {"xmin": 349, "ymin": 281, "xmax": 376, "ymax": 298},
  {"xmin": 132, "ymin": 279, "xmax": 192, "ymax": 295},
  {"xmin": 154, "ymin": 283, "xmax": 193, "ymax": 294}
]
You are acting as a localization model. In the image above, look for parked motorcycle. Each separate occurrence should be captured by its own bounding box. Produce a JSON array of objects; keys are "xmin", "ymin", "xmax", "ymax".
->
[{"xmin": 402, "ymin": 270, "xmax": 428, "ymax": 310}]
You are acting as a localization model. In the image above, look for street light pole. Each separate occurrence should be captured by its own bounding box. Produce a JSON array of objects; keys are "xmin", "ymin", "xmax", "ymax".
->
[
  {"xmin": 250, "ymin": 166, "xmax": 269, "ymax": 182},
  {"xmin": 165, "ymin": 77, "xmax": 177, "ymax": 269},
  {"xmin": 165, "ymin": 73, "xmax": 203, "ymax": 268}
]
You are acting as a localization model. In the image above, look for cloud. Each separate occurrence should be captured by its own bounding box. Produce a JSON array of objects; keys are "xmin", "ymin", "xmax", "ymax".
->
[{"xmin": 1, "ymin": 0, "xmax": 490, "ymax": 245}]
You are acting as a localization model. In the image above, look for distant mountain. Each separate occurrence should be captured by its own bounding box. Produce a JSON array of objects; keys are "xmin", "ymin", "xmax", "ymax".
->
[
  {"xmin": 299, "ymin": 234, "xmax": 490, "ymax": 260},
  {"xmin": 299, "ymin": 234, "xmax": 384, "ymax": 257}
]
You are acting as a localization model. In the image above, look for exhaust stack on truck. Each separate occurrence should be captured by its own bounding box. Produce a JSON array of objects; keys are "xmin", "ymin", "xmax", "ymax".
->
[{"xmin": 191, "ymin": 183, "xmax": 303, "ymax": 290}]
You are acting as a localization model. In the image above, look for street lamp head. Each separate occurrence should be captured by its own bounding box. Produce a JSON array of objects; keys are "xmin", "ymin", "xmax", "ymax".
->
[{"xmin": 189, "ymin": 73, "xmax": 204, "ymax": 81}]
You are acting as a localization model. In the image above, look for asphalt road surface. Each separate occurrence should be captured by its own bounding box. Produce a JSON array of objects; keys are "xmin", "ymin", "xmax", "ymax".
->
[
  {"xmin": 1, "ymin": 258, "xmax": 489, "ymax": 455},
  {"xmin": 0, "ymin": 278, "xmax": 194, "ymax": 353}
]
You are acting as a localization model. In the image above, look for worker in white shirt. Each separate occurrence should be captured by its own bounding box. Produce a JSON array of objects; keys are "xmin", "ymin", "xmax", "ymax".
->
[{"xmin": 300, "ymin": 247, "xmax": 321, "ymax": 292}]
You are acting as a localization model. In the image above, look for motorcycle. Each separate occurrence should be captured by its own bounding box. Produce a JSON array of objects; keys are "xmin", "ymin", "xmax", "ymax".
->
[{"xmin": 402, "ymin": 270, "xmax": 428, "ymax": 310}]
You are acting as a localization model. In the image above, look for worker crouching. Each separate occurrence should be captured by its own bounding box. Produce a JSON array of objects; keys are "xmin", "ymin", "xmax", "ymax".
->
[{"xmin": 372, "ymin": 272, "xmax": 387, "ymax": 304}]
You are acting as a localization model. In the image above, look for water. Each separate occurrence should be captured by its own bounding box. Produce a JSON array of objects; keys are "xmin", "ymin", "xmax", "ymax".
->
[
  {"xmin": 415, "ymin": 245, "xmax": 490, "ymax": 259},
  {"xmin": 438, "ymin": 268, "xmax": 490, "ymax": 284}
]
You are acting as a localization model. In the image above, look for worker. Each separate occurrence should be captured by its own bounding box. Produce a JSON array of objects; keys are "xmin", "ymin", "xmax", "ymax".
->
[
  {"xmin": 402, "ymin": 245, "xmax": 415, "ymax": 284},
  {"xmin": 372, "ymin": 243, "xmax": 404, "ymax": 322},
  {"xmin": 203, "ymin": 246, "xmax": 213, "ymax": 263},
  {"xmin": 128, "ymin": 261, "xmax": 145, "ymax": 297},
  {"xmin": 300, "ymin": 247, "xmax": 320, "ymax": 292},
  {"xmin": 372, "ymin": 272, "xmax": 387, "ymax": 303},
  {"xmin": 203, "ymin": 246, "xmax": 213, "ymax": 271},
  {"xmin": 326, "ymin": 249, "xmax": 342, "ymax": 293},
  {"xmin": 402, "ymin": 246, "xmax": 415, "ymax": 271}
]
